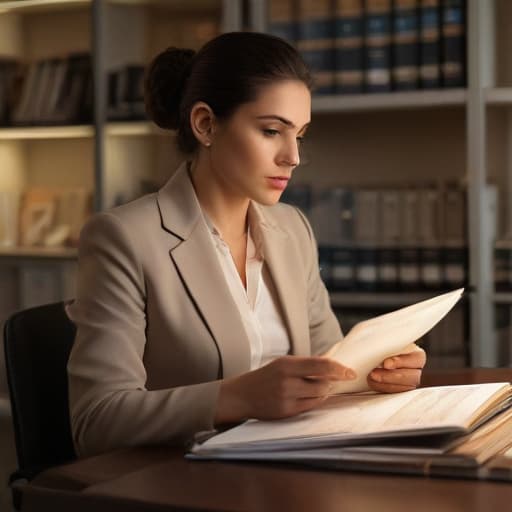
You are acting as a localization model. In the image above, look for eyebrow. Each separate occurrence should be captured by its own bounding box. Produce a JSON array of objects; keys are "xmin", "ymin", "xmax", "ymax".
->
[{"xmin": 256, "ymin": 115, "xmax": 310, "ymax": 130}]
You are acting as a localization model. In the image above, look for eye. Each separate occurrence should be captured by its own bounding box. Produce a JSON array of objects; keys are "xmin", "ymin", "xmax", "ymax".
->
[
  {"xmin": 296, "ymin": 135, "xmax": 305, "ymax": 145},
  {"xmin": 263, "ymin": 128, "xmax": 279, "ymax": 137}
]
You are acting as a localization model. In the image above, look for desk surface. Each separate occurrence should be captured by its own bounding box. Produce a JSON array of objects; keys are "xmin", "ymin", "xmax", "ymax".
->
[{"xmin": 21, "ymin": 368, "xmax": 512, "ymax": 512}]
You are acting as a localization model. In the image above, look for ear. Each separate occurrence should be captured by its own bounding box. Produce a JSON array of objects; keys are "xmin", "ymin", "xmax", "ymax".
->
[{"xmin": 190, "ymin": 101, "xmax": 216, "ymax": 148}]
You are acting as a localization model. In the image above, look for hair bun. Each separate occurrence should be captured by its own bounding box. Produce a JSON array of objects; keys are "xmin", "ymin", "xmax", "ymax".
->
[{"xmin": 144, "ymin": 47, "xmax": 195, "ymax": 130}]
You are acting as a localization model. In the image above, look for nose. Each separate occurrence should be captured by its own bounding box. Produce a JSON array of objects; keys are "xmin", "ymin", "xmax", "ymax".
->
[{"xmin": 280, "ymin": 136, "xmax": 300, "ymax": 168}]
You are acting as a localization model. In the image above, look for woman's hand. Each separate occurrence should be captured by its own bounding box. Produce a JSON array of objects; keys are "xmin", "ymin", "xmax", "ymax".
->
[
  {"xmin": 214, "ymin": 356, "xmax": 356, "ymax": 425},
  {"xmin": 367, "ymin": 347, "xmax": 427, "ymax": 393}
]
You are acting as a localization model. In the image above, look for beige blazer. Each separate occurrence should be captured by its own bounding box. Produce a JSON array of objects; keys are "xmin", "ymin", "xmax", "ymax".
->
[{"xmin": 67, "ymin": 162, "xmax": 342, "ymax": 457}]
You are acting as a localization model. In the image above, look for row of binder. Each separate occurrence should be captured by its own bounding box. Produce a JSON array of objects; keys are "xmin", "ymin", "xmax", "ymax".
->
[
  {"xmin": 281, "ymin": 181, "xmax": 467, "ymax": 292},
  {"xmin": 268, "ymin": 0, "xmax": 466, "ymax": 94},
  {"xmin": 0, "ymin": 56, "xmax": 150, "ymax": 126},
  {"xmin": 0, "ymin": 54, "xmax": 92, "ymax": 126}
]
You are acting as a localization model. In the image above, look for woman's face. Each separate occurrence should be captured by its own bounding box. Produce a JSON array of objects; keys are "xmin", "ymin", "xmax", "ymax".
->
[{"xmin": 207, "ymin": 79, "xmax": 311, "ymax": 206}]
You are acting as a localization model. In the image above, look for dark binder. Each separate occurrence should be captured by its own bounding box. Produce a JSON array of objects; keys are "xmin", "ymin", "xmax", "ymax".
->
[
  {"xmin": 441, "ymin": 0, "xmax": 466, "ymax": 87},
  {"xmin": 334, "ymin": 0, "xmax": 364, "ymax": 94},
  {"xmin": 392, "ymin": 0, "xmax": 420, "ymax": 90},
  {"xmin": 364, "ymin": 0, "xmax": 392, "ymax": 92},
  {"xmin": 419, "ymin": 0, "xmax": 441, "ymax": 88},
  {"xmin": 297, "ymin": 0, "xmax": 336, "ymax": 95}
]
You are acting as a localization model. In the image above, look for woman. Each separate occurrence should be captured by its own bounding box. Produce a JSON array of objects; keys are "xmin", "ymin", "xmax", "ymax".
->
[{"xmin": 67, "ymin": 32, "xmax": 425, "ymax": 457}]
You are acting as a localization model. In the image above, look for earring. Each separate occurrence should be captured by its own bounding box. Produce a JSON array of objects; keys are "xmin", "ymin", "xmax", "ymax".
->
[{"xmin": 204, "ymin": 141, "xmax": 211, "ymax": 147}]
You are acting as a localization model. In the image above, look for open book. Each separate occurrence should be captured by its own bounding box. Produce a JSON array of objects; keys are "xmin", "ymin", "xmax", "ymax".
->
[
  {"xmin": 324, "ymin": 287, "xmax": 464, "ymax": 393},
  {"xmin": 189, "ymin": 382, "xmax": 512, "ymax": 480},
  {"xmin": 189, "ymin": 289, "xmax": 512, "ymax": 480}
]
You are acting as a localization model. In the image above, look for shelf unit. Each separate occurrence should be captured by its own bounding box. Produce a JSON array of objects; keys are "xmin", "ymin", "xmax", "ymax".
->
[
  {"xmin": 247, "ymin": 0, "xmax": 507, "ymax": 367},
  {"xmin": 1, "ymin": 0, "xmax": 511, "ymax": 368},
  {"xmin": 311, "ymin": 89, "xmax": 467, "ymax": 113},
  {"xmin": 330, "ymin": 292, "xmax": 437, "ymax": 309},
  {"xmin": 0, "ymin": 0, "xmax": 244, "ymax": 340}
]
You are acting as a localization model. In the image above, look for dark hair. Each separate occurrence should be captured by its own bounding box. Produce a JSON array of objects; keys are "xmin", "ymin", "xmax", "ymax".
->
[{"xmin": 144, "ymin": 32, "xmax": 313, "ymax": 154}]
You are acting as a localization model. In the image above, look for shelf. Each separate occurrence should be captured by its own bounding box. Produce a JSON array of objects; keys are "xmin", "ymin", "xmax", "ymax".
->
[
  {"xmin": 0, "ymin": 0, "xmax": 90, "ymax": 14},
  {"xmin": 107, "ymin": 0, "xmax": 221, "ymax": 11},
  {"xmin": 0, "ymin": 246, "xmax": 78, "ymax": 259},
  {"xmin": 106, "ymin": 121, "xmax": 170, "ymax": 137},
  {"xmin": 312, "ymin": 89, "xmax": 467, "ymax": 114},
  {"xmin": 493, "ymin": 293, "xmax": 512, "ymax": 304},
  {"xmin": 485, "ymin": 87, "xmax": 512, "ymax": 105},
  {"xmin": 329, "ymin": 291, "xmax": 437, "ymax": 308},
  {"xmin": 0, "ymin": 125, "xmax": 94, "ymax": 140}
]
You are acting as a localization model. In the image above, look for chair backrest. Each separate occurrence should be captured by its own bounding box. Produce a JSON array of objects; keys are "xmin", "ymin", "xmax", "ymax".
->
[{"xmin": 3, "ymin": 301, "xmax": 77, "ymax": 481}]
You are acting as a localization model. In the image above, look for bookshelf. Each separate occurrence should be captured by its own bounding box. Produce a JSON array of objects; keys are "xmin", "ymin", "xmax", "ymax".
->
[
  {"xmin": 1, "ymin": 0, "xmax": 511, "ymax": 369},
  {"xmin": 486, "ymin": 87, "xmax": 512, "ymax": 105},
  {"xmin": 0, "ymin": 0, "xmax": 243, "ymax": 331},
  {"xmin": 312, "ymin": 88, "xmax": 467, "ymax": 113},
  {"xmin": 246, "ymin": 0, "xmax": 508, "ymax": 368}
]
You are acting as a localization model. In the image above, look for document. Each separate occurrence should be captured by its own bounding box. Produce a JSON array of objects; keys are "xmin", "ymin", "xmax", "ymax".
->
[{"xmin": 324, "ymin": 288, "xmax": 464, "ymax": 393}]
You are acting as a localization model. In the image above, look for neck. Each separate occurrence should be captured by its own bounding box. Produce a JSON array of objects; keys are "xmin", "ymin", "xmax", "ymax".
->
[{"xmin": 189, "ymin": 157, "xmax": 249, "ymax": 240}]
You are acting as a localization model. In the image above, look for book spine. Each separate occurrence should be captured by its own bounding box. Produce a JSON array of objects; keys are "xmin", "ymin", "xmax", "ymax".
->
[
  {"xmin": 267, "ymin": 0, "xmax": 297, "ymax": 44},
  {"xmin": 419, "ymin": 0, "xmax": 441, "ymax": 88},
  {"xmin": 418, "ymin": 186, "xmax": 443, "ymax": 290},
  {"xmin": 392, "ymin": 0, "xmax": 419, "ymax": 91},
  {"xmin": 441, "ymin": 0, "xmax": 466, "ymax": 87},
  {"xmin": 319, "ymin": 245, "xmax": 334, "ymax": 289},
  {"xmin": 334, "ymin": 0, "xmax": 364, "ymax": 94},
  {"xmin": 310, "ymin": 188, "xmax": 339, "ymax": 289},
  {"xmin": 354, "ymin": 188, "xmax": 379, "ymax": 290},
  {"xmin": 364, "ymin": 0, "xmax": 392, "ymax": 92},
  {"xmin": 399, "ymin": 188, "xmax": 421, "ymax": 290},
  {"xmin": 378, "ymin": 188, "xmax": 401, "ymax": 291},
  {"xmin": 441, "ymin": 185, "xmax": 467, "ymax": 288},
  {"xmin": 421, "ymin": 245, "xmax": 443, "ymax": 290},
  {"xmin": 297, "ymin": 0, "xmax": 336, "ymax": 95},
  {"xmin": 443, "ymin": 243, "xmax": 467, "ymax": 288},
  {"xmin": 331, "ymin": 246, "xmax": 356, "ymax": 290},
  {"xmin": 331, "ymin": 187, "xmax": 356, "ymax": 291}
]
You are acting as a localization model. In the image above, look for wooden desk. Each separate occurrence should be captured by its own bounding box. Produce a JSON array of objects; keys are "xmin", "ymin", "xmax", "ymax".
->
[{"xmin": 19, "ymin": 369, "xmax": 512, "ymax": 512}]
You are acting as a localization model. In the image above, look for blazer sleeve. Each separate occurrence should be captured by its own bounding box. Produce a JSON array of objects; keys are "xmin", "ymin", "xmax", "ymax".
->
[
  {"xmin": 293, "ymin": 208, "xmax": 344, "ymax": 356},
  {"xmin": 67, "ymin": 212, "xmax": 221, "ymax": 457}
]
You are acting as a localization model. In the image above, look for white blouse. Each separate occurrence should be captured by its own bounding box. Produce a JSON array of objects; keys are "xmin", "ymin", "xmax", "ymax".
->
[{"xmin": 202, "ymin": 207, "xmax": 291, "ymax": 370}]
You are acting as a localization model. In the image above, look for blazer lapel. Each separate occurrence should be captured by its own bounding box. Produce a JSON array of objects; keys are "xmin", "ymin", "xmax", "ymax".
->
[
  {"xmin": 252, "ymin": 204, "xmax": 311, "ymax": 357},
  {"xmin": 157, "ymin": 163, "xmax": 251, "ymax": 378}
]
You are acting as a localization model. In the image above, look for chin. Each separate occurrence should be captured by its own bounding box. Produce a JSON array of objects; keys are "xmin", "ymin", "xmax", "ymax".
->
[{"xmin": 255, "ymin": 192, "xmax": 283, "ymax": 207}]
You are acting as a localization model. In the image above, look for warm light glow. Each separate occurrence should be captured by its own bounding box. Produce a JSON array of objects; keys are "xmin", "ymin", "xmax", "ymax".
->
[
  {"xmin": 0, "ymin": 0, "xmax": 90, "ymax": 13},
  {"xmin": 0, "ymin": 126, "xmax": 94, "ymax": 140}
]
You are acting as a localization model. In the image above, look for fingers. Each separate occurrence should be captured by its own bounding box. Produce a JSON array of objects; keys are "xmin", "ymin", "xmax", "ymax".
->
[
  {"xmin": 295, "ymin": 377, "xmax": 336, "ymax": 399},
  {"xmin": 368, "ymin": 380, "xmax": 418, "ymax": 394},
  {"xmin": 382, "ymin": 348, "xmax": 426, "ymax": 370},
  {"xmin": 368, "ymin": 367, "xmax": 422, "ymax": 390},
  {"xmin": 275, "ymin": 356, "xmax": 357, "ymax": 381}
]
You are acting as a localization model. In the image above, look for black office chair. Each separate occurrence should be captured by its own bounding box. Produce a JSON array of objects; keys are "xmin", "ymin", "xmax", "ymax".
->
[{"xmin": 3, "ymin": 301, "xmax": 77, "ymax": 509}]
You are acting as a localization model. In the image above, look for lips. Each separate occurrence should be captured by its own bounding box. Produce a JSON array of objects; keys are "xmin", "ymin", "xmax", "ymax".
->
[{"xmin": 267, "ymin": 176, "xmax": 290, "ymax": 191}]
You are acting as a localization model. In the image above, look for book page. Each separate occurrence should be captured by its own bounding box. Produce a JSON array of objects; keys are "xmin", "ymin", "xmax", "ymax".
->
[
  {"xmin": 195, "ymin": 383, "xmax": 511, "ymax": 453},
  {"xmin": 450, "ymin": 407, "xmax": 512, "ymax": 464},
  {"xmin": 326, "ymin": 288, "xmax": 464, "ymax": 393}
]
